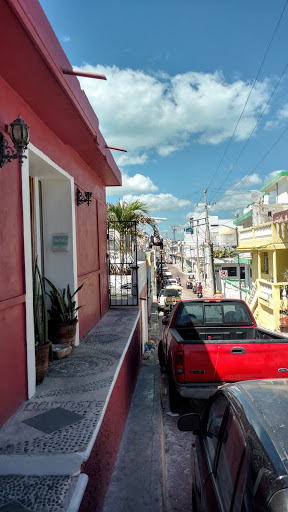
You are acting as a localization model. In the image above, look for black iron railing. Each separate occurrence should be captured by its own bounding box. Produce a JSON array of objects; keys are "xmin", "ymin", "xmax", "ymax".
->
[{"xmin": 107, "ymin": 221, "xmax": 138, "ymax": 306}]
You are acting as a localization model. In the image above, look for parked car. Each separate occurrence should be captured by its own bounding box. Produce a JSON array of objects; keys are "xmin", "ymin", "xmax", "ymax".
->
[
  {"xmin": 186, "ymin": 275, "xmax": 194, "ymax": 289},
  {"xmin": 163, "ymin": 271, "xmax": 172, "ymax": 281},
  {"xmin": 159, "ymin": 298, "xmax": 288, "ymax": 410},
  {"xmin": 166, "ymin": 278, "xmax": 178, "ymax": 286},
  {"xmin": 158, "ymin": 287, "xmax": 181, "ymax": 311},
  {"xmin": 163, "ymin": 286, "xmax": 182, "ymax": 314},
  {"xmin": 178, "ymin": 379, "xmax": 288, "ymax": 512}
]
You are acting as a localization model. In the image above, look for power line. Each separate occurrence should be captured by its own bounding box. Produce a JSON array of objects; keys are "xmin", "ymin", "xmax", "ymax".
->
[
  {"xmin": 210, "ymin": 123, "xmax": 288, "ymax": 210},
  {"xmin": 209, "ymin": 61, "xmax": 288, "ymax": 204},
  {"xmin": 206, "ymin": 0, "xmax": 288, "ymax": 195}
]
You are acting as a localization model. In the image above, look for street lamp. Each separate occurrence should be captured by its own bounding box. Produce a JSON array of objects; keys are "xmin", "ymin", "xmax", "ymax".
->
[{"xmin": 0, "ymin": 115, "xmax": 30, "ymax": 168}]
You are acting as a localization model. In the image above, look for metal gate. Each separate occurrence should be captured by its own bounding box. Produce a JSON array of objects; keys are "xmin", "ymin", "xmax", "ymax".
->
[{"xmin": 107, "ymin": 221, "xmax": 138, "ymax": 306}]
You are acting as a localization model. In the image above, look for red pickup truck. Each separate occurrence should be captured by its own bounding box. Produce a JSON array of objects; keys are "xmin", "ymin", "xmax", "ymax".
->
[{"xmin": 159, "ymin": 298, "xmax": 288, "ymax": 411}]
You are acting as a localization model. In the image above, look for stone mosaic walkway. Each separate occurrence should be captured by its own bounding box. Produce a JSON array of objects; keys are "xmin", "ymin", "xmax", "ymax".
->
[{"xmin": 0, "ymin": 308, "xmax": 139, "ymax": 512}]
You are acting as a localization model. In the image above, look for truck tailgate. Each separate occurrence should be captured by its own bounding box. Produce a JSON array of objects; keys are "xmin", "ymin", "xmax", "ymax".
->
[{"xmin": 184, "ymin": 341, "xmax": 288, "ymax": 383}]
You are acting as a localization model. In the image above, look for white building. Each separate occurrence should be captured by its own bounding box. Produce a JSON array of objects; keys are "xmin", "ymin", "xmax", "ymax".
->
[{"xmin": 183, "ymin": 215, "xmax": 237, "ymax": 286}]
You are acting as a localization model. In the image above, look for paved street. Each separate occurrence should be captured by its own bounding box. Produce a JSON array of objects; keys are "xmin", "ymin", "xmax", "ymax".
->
[
  {"xmin": 167, "ymin": 263, "xmax": 211, "ymax": 299},
  {"xmin": 103, "ymin": 270, "xmax": 208, "ymax": 512}
]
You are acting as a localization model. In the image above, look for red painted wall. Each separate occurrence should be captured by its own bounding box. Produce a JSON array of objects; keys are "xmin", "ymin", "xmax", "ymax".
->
[
  {"xmin": 0, "ymin": 76, "xmax": 111, "ymax": 424},
  {"xmin": 79, "ymin": 318, "xmax": 141, "ymax": 512},
  {"xmin": 0, "ymin": 152, "xmax": 27, "ymax": 426},
  {"xmin": 0, "ymin": 0, "xmax": 117, "ymax": 423},
  {"xmin": 0, "ymin": 303, "xmax": 27, "ymax": 426}
]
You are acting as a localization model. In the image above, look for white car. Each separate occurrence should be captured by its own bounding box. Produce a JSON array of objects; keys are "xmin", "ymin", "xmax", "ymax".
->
[
  {"xmin": 166, "ymin": 278, "xmax": 178, "ymax": 286},
  {"xmin": 158, "ymin": 287, "xmax": 182, "ymax": 311}
]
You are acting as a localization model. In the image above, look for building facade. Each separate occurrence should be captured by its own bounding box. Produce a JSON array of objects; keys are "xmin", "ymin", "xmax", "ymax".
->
[
  {"xmin": 0, "ymin": 0, "xmax": 122, "ymax": 426},
  {"xmin": 236, "ymin": 172, "xmax": 288, "ymax": 331}
]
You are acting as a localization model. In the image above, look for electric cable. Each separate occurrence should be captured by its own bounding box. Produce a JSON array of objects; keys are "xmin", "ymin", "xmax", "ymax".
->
[
  {"xmin": 209, "ymin": 61, "xmax": 288, "ymax": 204},
  {"xmin": 205, "ymin": 0, "xmax": 288, "ymax": 195},
  {"xmin": 210, "ymin": 123, "xmax": 288, "ymax": 212}
]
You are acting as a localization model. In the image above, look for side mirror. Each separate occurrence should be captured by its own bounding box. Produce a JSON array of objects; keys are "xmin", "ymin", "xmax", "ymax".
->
[
  {"xmin": 178, "ymin": 413, "xmax": 202, "ymax": 434},
  {"xmin": 162, "ymin": 316, "xmax": 168, "ymax": 325}
]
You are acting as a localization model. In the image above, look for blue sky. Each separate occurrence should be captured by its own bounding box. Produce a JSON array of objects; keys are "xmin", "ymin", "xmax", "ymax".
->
[{"xmin": 40, "ymin": 0, "xmax": 288, "ymax": 237}]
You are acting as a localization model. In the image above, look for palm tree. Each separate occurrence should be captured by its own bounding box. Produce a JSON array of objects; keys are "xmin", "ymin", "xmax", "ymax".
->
[
  {"xmin": 107, "ymin": 200, "xmax": 153, "ymax": 254},
  {"xmin": 107, "ymin": 199, "xmax": 152, "ymax": 225}
]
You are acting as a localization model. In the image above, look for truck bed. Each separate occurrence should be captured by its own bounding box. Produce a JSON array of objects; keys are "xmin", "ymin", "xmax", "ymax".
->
[{"xmin": 162, "ymin": 299, "xmax": 288, "ymax": 401}]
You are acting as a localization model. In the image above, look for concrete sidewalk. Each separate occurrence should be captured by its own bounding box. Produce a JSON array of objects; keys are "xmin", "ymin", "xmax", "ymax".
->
[
  {"xmin": 103, "ymin": 350, "xmax": 163, "ymax": 512},
  {"xmin": 0, "ymin": 307, "xmax": 141, "ymax": 512},
  {"xmin": 103, "ymin": 302, "xmax": 163, "ymax": 512}
]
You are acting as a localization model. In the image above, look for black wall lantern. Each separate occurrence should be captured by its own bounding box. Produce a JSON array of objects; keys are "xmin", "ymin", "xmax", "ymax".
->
[
  {"xmin": 0, "ymin": 115, "xmax": 30, "ymax": 168},
  {"xmin": 77, "ymin": 188, "xmax": 92, "ymax": 206}
]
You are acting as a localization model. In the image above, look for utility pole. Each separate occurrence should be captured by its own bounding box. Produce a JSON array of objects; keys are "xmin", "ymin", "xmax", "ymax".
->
[
  {"xmin": 196, "ymin": 219, "xmax": 200, "ymax": 280},
  {"xmin": 204, "ymin": 189, "xmax": 216, "ymax": 295},
  {"xmin": 202, "ymin": 244, "xmax": 207, "ymax": 287},
  {"xmin": 171, "ymin": 225, "xmax": 177, "ymax": 264},
  {"xmin": 179, "ymin": 225, "xmax": 184, "ymax": 272}
]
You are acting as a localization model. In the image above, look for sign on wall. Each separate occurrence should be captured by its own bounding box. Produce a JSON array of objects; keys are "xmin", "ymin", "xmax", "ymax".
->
[
  {"xmin": 220, "ymin": 270, "xmax": 228, "ymax": 278},
  {"xmin": 52, "ymin": 233, "xmax": 69, "ymax": 252}
]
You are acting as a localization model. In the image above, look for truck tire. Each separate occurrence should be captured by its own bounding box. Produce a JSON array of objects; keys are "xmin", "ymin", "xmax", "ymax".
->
[
  {"xmin": 168, "ymin": 375, "xmax": 182, "ymax": 413},
  {"xmin": 158, "ymin": 341, "xmax": 166, "ymax": 372}
]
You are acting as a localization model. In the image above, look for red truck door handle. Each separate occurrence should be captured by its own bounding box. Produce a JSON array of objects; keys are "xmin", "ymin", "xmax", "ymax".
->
[{"xmin": 231, "ymin": 347, "xmax": 246, "ymax": 354}]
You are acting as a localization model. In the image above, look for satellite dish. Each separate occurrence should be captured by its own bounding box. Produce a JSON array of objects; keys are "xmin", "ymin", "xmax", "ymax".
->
[{"xmin": 251, "ymin": 191, "xmax": 262, "ymax": 203}]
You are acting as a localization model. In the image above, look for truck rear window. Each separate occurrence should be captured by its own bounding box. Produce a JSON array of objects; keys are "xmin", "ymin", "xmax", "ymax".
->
[{"xmin": 174, "ymin": 301, "xmax": 254, "ymax": 327}]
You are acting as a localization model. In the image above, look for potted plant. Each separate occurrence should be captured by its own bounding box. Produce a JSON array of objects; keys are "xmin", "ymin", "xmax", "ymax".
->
[
  {"xmin": 45, "ymin": 279, "xmax": 84, "ymax": 347},
  {"xmin": 33, "ymin": 258, "xmax": 51, "ymax": 385}
]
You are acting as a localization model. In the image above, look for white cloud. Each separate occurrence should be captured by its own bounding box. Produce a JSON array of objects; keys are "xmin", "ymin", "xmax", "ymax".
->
[
  {"xmin": 212, "ymin": 189, "xmax": 257, "ymax": 213},
  {"xmin": 107, "ymin": 172, "xmax": 158, "ymax": 196},
  {"xmin": 113, "ymin": 152, "xmax": 148, "ymax": 166},
  {"xmin": 264, "ymin": 169, "xmax": 287, "ymax": 183},
  {"xmin": 122, "ymin": 193, "xmax": 191, "ymax": 212},
  {"xmin": 235, "ymin": 173, "xmax": 262, "ymax": 188},
  {"xmin": 185, "ymin": 207, "xmax": 205, "ymax": 221},
  {"xmin": 186, "ymin": 185, "xmax": 263, "ymax": 219},
  {"xmin": 62, "ymin": 35, "xmax": 71, "ymax": 42},
  {"xmin": 78, "ymin": 65, "xmax": 272, "ymax": 161},
  {"xmin": 265, "ymin": 103, "xmax": 288, "ymax": 130}
]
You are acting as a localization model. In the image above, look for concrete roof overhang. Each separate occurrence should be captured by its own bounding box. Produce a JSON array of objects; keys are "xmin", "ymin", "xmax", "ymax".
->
[
  {"xmin": 233, "ymin": 210, "xmax": 252, "ymax": 227},
  {"xmin": 0, "ymin": 0, "xmax": 121, "ymax": 186},
  {"xmin": 260, "ymin": 171, "xmax": 288, "ymax": 194}
]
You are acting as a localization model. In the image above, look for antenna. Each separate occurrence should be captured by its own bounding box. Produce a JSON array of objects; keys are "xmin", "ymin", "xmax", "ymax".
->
[{"xmin": 251, "ymin": 191, "xmax": 262, "ymax": 203}]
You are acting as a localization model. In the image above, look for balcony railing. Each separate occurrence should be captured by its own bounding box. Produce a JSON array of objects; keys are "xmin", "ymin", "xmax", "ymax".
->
[
  {"xmin": 239, "ymin": 221, "xmax": 288, "ymax": 247},
  {"xmin": 258, "ymin": 279, "xmax": 288, "ymax": 302}
]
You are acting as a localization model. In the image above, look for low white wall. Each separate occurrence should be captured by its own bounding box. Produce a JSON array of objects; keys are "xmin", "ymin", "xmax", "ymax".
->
[
  {"xmin": 137, "ymin": 260, "xmax": 147, "ymax": 295},
  {"xmin": 222, "ymin": 280, "xmax": 250, "ymax": 303}
]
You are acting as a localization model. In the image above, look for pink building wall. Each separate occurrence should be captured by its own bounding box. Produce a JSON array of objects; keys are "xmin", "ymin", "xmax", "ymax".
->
[{"xmin": 0, "ymin": 0, "xmax": 121, "ymax": 426}]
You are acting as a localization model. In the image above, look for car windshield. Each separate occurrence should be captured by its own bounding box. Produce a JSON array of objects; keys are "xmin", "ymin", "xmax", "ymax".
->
[
  {"xmin": 164, "ymin": 289, "xmax": 180, "ymax": 297},
  {"xmin": 174, "ymin": 301, "xmax": 254, "ymax": 327}
]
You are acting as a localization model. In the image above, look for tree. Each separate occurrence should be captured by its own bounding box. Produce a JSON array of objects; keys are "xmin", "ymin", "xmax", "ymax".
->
[
  {"xmin": 107, "ymin": 199, "xmax": 152, "ymax": 225},
  {"xmin": 107, "ymin": 200, "xmax": 153, "ymax": 250}
]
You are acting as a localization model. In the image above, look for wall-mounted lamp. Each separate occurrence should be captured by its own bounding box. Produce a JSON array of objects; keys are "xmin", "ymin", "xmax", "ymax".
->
[
  {"xmin": 0, "ymin": 115, "xmax": 30, "ymax": 168},
  {"xmin": 77, "ymin": 188, "xmax": 92, "ymax": 206}
]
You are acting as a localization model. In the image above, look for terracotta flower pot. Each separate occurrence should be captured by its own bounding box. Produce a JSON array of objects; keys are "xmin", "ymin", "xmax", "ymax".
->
[
  {"xmin": 49, "ymin": 320, "xmax": 78, "ymax": 347},
  {"xmin": 35, "ymin": 342, "xmax": 51, "ymax": 385}
]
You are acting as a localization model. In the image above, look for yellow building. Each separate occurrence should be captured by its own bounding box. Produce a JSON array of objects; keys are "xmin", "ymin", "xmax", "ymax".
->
[{"xmin": 235, "ymin": 172, "xmax": 288, "ymax": 332}]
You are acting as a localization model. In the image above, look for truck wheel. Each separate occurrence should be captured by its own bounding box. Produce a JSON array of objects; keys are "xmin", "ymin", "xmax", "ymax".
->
[
  {"xmin": 158, "ymin": 341, "xmax": 166, "ymax": 372},
  {"xmin": 168, "ymin": 375, "xmax": 182, "ymax": 413}
]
